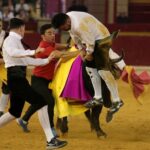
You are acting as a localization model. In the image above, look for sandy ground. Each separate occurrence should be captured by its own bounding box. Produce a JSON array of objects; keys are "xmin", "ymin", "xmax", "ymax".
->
[{"xmin": 0, "ymin": 78, "xmax": 150, "ymax": 150}]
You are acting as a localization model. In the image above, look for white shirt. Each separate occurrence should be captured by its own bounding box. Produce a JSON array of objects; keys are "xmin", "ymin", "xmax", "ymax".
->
[
  {"xmin": 67, "ymin": 11, "xmax": 110, "ymax": 54},
  {"xmin": 2, "ymin": 31, "xmax": 49, "ymax": 68}
]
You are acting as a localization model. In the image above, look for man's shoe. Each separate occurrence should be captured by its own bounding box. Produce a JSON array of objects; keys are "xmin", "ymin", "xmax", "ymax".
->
[
  {"xmin": 0, "ymin": 111, "xmax": 4, "ymax": 117},
  {"xmin": 84, "ymin": 98, "xmax": 103, "ymax": 108},
  {"xmin": 46, "ymin": 138, "xmax": 67, "ymax": 150},
  {"xmin": 109, "ymin": 100, "xmax": 124, "ymax": 113},
  {"xmin": 106, "ymin": 100, "xmax": 124, "ymax": 123},
  {"xmin": 16, "ymin": 118, "xmax": 30, "ymax": 133}
]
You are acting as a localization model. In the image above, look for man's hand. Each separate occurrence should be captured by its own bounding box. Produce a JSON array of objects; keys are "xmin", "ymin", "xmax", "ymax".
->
[
  {"xmin": 75, "ymin": 43, "xmax": 86, "ymax": 51},
  {"xmin": 51, "ymin": 50, "xmax": 63, "ymax": 59},
  {"xmin": 80, "ymin": 50, "xmax": 86, "ymax": 60},
  {"xmin": 35, "ymin": 47, "xmax": 45, "ymax": 54},
  {"xmin": 48, "ymin": 50, "xmax": 63, "ymax": 62},
  {"xmin": 48, "ymin": 51, "xmax": 60, "ymax": 62},
  {"xmin": 84, "ymin": 53, "xmax": 94, "ymax": 61},
  {"xmin": 47, "ymin": 54, "xmax": 54, "ymax": 62}
]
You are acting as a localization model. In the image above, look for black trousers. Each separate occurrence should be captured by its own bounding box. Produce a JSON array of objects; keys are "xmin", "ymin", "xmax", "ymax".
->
[
  {"xmin": 22, "ymin": 75, "xmax": 55, "ymax": 128},
  {"xmin": 7, "ymin": 66, "xmax": 46, "ymax": 118}
]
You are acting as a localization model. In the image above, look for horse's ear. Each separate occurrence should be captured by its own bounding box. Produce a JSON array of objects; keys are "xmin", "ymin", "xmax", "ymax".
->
[
  {"xmin": 111, "ymin": 30, "xmax": 120, "ymax": 39},
  {"xmin": 96, "ymin": 36, "xmax": 112, "ymax": 48}
]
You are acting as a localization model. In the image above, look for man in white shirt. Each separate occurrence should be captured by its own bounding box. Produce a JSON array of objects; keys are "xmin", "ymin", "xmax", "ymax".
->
[
  {"xmin": 52, "ymin": 11, "xmax": 125, "ymax": 121},
  {"xmin": 1, "ymin": 18, "xmax": 67, "ymax": 149}
]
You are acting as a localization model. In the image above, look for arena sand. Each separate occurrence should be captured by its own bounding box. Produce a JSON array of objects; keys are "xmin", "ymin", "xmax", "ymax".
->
[{"xmin": 0, "ymin": 78, "xmax": 150, "ymax": 150}]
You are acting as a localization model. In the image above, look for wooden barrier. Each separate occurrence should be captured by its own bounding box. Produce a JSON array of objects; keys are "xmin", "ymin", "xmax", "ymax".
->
[{"xmin": 112, "ymin": 35, "xmax": 150, "ymax": 66}]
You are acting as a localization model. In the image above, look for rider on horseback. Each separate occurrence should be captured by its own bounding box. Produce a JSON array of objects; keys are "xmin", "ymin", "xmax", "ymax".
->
[{"xmin": 52, "ymin": 11, "xmax": 125, "ymax": 122}]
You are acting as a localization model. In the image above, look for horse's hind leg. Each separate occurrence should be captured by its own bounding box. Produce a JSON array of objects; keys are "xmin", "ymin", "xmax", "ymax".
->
[
  {"xmin": 56, "ymin": 117, "xmax": 68, "ymax": 135},
  {"xmin": 84, "ymin": 110, "xmax": 95, "ymax": 131},
  {"xmin": 92, "ymin": 106, "xmax": 107, "ymax": 138}
]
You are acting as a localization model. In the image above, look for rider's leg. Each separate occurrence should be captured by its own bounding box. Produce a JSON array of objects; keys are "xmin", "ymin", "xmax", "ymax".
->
[{"xmin": 84, "ymin": 60, "xmax": 103, "ymax": 108}]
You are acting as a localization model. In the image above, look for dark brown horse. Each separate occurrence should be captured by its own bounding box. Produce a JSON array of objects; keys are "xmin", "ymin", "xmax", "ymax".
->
[
  {"xmin": 56, "ymin": 31, "xmax": 123, "ymax": 138},
  {"xmin": 56, "ymin": 61, "xmax": 122, "ymax": 138}
]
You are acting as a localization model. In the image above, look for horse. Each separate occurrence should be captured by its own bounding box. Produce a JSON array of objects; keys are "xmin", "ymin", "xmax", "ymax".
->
[
  {"xmin": 56, "ymin": 76, "xmax": 112, "ymax": 138},
  {"xmin": 54, "ymin": 31, "xmax": 123, "ymax": 138}
]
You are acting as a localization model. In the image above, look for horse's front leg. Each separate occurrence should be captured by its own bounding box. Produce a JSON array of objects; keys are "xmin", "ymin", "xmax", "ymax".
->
[{"xmin": 56, "ymin": 117, "xmax": 68, "ymax": 135}]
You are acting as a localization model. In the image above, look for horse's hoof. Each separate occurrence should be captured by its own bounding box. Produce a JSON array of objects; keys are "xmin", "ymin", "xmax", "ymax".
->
[
  {"xmin": 60, "ymin": 126, "xmax": 68, "ymax": 134},
  {"xmin": 61, "ymin": 132, "xmax": 68, "ymax": 138},
  {"xmin": 96, "ymin": 130, "xmax": 107, "ymax": 139},
  {"xmin": 106, "ymin": 111, "xmax": 114, "ymax": 123}
]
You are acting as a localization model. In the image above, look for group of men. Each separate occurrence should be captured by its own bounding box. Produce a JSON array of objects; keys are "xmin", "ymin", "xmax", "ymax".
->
[
  {"xmin": 0, "ymin": 10, "xmax": 126, "ymax": 150},
  {"xmin": 0, "ymin": 18, "xmax": 69, "ymax": 150}
]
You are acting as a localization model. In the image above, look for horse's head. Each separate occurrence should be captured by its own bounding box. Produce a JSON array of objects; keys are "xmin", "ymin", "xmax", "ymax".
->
[
  {"xmin": 95, "ymin": 30, "xmax": 124, "ymax": 79},
  {"xmin": 96, "ymin": 30, "xmax": 120, "ymax": 49}
]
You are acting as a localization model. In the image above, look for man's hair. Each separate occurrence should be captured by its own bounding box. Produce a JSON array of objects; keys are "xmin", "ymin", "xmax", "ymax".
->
[
  {"xmin": 40, "ymin": 24, "xmax": 52, "ymax": 35},
  {"xmin": 52, "ymin": 13, "xmax": 69, "ymax": 29},
  {"xmin": 9, "ymin": 18, "xmax": 25, "ymax": 30}
]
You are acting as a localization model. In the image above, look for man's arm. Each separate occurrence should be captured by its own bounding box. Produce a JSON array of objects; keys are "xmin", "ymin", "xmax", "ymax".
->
[
  {"xmin": 69, "ymin": 32, "xmax": 84, "ymax": 50},
  {"xmin": 55, "ymin": 43, "xmax": 70, "ymax": 50},
  {"xmin": 22, "ymin": 51, "xmax": 55, "ymax": 66},
  {"xmin": 60, "ymin": 50, "xmax": 80, "ymax": 59},
  {"xmin": 3, "ymin": 40, "xmax": 44, "ymax": 58},
  {"xmin": 51, "ymin": 50, "xmax": 79, "ymax": 59}
]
